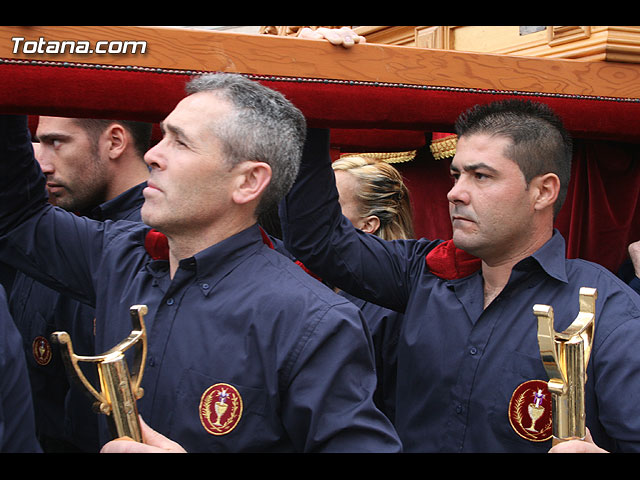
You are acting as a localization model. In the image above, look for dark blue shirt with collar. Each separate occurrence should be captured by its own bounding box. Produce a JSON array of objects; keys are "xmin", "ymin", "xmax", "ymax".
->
[
  {"xmin": 617, "ymin": 257, "xmax": 640, "ymax": 295},
  {"xmin": 280, "ymin": 128, "xmax": 640, "ymax": 453},
  {"xmin": 339, "ymin": 291, "xmax": 401, "ymax": 423},
  {"xmin": 0, "ymin": 115, "xmax": 401, "ymax": 453},
  {"xmin": 0, "ymin": 285, "xmax": 42, "ymax": 453},
  {"xmin": 7, "ymin": 181, "xmax": 146, "ymax": 452}
]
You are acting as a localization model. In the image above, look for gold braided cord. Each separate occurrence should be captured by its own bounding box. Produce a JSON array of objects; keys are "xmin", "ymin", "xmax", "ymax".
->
[
  {"xmin": 340, "ymin": 150, "xmax": 417, "ymax": 164},
  {"xmin": 430, "ymin": 135, "xmax": 457, "ymax": 160}
]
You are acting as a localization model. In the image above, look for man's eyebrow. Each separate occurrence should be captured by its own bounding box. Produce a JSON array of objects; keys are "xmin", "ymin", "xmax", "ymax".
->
[
  {"xmin": 33, "ymin": 132, "xmax": 72, "ymax": 143},
  {"xmin": 450, "ymin": 162, "xmax": 499, "ymax": 174},
  {"xmin": 160, "ymin": 121, "xmax": 191, "ymax": 143}
]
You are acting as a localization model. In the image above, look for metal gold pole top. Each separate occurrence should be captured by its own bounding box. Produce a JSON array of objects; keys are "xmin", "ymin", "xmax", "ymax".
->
[
  {"xmin": 534, "ymin": 287, "xmax": 596, "ymax": 443},
  {"xmin": 51, "ymin": 304, "xmax": 148, "ymax": 442}
]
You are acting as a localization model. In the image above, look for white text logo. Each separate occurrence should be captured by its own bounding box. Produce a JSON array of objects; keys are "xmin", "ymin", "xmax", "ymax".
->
[{"xmin": 11, "ymin": 36, "xmax": 147, "ymax": 55}]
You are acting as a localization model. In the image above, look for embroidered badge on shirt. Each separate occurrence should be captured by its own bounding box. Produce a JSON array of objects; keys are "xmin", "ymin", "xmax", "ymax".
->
[
  {"xmin": 33, "ymin": 335, "xmax": 52, "ymax": 366},
  {"xmin": 199, "ymin": 383, "xmax": 243, "ymax": 436},
  {"xmin": 508, "ymin": 379, "xmax": 553, "ymax": 442}
]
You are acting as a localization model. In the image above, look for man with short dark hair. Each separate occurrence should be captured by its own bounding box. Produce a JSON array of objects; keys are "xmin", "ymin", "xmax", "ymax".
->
[
  {"xmin": 280, "ymin": 99, "xmax": 640, "ymax": 452},
  {"xmin": 5, "ymin": 115, "xmax": 151, "ymax": 452},
  {"xmin": 0, "ymin": 73, "xmax": 401, "ymax": 453},
  {"xmin": 35, "ymin": 117, "xmax": 151, "ymax": 213}
]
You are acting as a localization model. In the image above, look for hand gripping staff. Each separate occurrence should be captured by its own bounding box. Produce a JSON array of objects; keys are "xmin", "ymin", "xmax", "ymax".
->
[{"xmin": 51, "ymin": 305, "xmax": 148, "ymax": 443}]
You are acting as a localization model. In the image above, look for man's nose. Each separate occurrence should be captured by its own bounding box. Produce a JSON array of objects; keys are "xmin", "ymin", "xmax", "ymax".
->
[
  {"xmin": 34, "ymin": 144, "xmax": 54, "ymax": 174},
  {"xmin": 144, "ymin": 141, "xmax": 165, "ymax": 170},
  {"xmin": 447, "ymin": 177, "xmax": 469, "ymax": 205}
]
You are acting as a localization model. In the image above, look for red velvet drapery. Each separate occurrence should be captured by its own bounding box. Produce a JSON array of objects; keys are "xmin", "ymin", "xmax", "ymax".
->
[
  {"xmin": 3, "ymin": 60, "xmax": 640, "ymax": 274},
  {"xmin": 557, "ymin": 139, "xmax": 640, "ymax": 273}
]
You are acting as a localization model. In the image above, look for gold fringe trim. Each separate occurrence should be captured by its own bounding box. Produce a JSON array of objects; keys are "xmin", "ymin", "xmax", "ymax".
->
[
  {"xmin": 430, "ymin": 135, "xmax": 457, "ymax": 160},
  {"xmin": 340, "ymin": 150, "xmax": 417, "ymax": 164}
]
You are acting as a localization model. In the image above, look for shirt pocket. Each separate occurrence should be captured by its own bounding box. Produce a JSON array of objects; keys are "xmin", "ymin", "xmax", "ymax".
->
[
  {"xmin": 168, "ymin": 368, "xmax": 284, "ymax": 452},
  {"xmin": 488, "ymin": 349, "xmax": 553, "ymax": 452}
]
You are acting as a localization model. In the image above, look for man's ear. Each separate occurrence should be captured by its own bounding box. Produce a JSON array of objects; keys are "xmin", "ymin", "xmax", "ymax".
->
[
  {"xmin": 531, "ymin": 173, "xmax": 560, "ymax": 212},
  {"xmin": 104, "ymin": 123, "xmax": 127, "ymax": 160},
  {"xmin": 231, "ymin": 161, "xmax": 272, "ymax": 206}
]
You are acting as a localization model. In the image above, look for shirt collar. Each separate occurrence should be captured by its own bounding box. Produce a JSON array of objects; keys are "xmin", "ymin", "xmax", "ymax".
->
[
  {"xmin": 88, "ymin": 182, "xmax": 147, "ymax": 221},
  {"xmin": 515, "ymin": 229, "xmax": 568, "ymax": 283},
  {"xmin": 181, "ymin": 223, "xmax": 271, "ymax": 288}
]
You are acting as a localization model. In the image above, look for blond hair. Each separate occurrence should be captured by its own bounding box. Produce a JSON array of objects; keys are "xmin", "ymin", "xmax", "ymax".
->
[{"xmin": 332, "ymin": 156, "xmax": 414, "ymax": 240}]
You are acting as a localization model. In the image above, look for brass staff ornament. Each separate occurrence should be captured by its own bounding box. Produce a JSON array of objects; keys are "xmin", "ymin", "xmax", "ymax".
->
[
  {"xmin": 51, "ymin": 304, "xmax": 148, "ymax": 442},
  {"xmin": 534, "ymin": 287, "xmax": 596, "ymax": 444}
]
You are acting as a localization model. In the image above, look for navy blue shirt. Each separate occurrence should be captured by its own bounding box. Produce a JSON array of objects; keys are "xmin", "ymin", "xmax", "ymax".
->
[
  {"xmin": 0, "ymin": 285, "xmax": 41, "ymax": 453},
  {"xmin": 8, "ymin": 182, "xmax": 145, "ymax": 452},
  {"xmin": 618, "ymin": 258, "xmax": 640, "ymax": 295},
  {"xmin": 339, "ymin": 291, "xmax": 400, "ymax": 422},
  {"xmin": 0, "ymin": 116, "xmax": 401, "ymax": 453},
  {"xmin": 281, "ymin": 128, "xmax": 640, "ymax": 453}
]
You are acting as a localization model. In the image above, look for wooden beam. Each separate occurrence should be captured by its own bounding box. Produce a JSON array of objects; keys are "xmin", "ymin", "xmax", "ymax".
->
[{"xmin": 2, "ymin": 25, "xmax": 640, "ymax": 100}]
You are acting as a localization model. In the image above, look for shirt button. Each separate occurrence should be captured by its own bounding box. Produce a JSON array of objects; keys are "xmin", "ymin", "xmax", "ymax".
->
[
  {"xmin": 469, "ymin": 346, "xmax": 478, "ymax": 355},
  {"xmin": 166, "ymin": 297, "xmax": 175, "ymax": 306},
  {"xmin": 201, "ymin": 283, "xmax": 210, "ymax": 290},
  {"xmin": 456, "ymin": 404, "xmax": 464, "ymax": 414}
]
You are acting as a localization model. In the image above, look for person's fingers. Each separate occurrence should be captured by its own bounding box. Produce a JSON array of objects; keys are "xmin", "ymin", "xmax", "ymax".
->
[
  {"xmin": 100, "ymin": 417, "xmax": 187, "ymax": 453},
  {"xmin": 297, "ymin": 27, "xmax": 365, "ymax": 48}
]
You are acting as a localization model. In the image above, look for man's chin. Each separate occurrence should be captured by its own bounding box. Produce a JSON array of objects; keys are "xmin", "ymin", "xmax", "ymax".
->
[
  {"xmin": 141, "ymin": 206, "xmax": 160, "ymax": 230},
  {"xmin": 451, "ymin": 233, "xmax": 479, "ymax": 256}
]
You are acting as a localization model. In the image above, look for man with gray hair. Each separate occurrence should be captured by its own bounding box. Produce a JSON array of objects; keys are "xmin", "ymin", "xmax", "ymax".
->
[
  {"xmin": 0, "ymin": 73, "xmax": 401, "ymax": 452},
  {"xmin": 179, "ymin": 73, "xmax": 305, "ymax": 223}
]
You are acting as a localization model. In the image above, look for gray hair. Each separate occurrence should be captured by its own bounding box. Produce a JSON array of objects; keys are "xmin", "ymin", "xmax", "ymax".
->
[{"xmin": 185, "ymin": 73, "xmax": 307, "ymax": 217}]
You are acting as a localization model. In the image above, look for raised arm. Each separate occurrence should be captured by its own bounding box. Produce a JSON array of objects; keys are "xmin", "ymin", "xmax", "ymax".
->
[
  {"xmin": 280, "ymin": 128, "xmax": 439, "ymax": 313},
  {"xmin": 0, "ymin": 115, "xmax": 48, "ymax": 232},
  {"xmin": 0, "ymin": 115, "xmax": 118, "ymax": 306}
]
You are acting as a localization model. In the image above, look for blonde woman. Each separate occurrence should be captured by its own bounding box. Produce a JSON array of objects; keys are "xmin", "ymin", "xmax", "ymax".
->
[
  {"xmin": 332, "ymin": 155, "xmax": 415, "ymax": 241},
  {"xmin": 332, "ymin": 155, "xmax": 415, "ymax": 422}
]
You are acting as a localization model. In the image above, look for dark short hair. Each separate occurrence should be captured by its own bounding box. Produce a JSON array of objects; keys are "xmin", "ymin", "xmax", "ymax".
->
[
  {"xmin": 454, "ymin": 99, "xmax": 573, "ymax": 215},
  {"xmin": 74, "ymin": 118, "xmax": 152, "ymax": 158}
]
